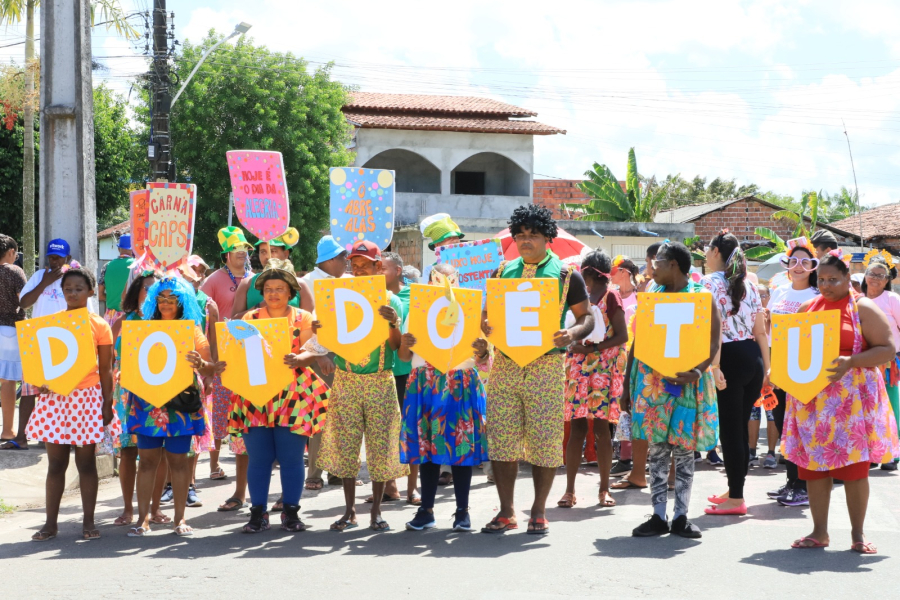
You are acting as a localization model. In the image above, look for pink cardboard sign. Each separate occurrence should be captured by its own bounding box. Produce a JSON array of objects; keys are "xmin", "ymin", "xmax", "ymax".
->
[{"xmin": 226, "ymin": 150, "xmax": 290, "ymax": 242}]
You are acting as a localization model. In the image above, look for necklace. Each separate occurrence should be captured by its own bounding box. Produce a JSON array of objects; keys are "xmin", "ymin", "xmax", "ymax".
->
[{"xmin": 224, "ymin": 266, "xmax": 246, "ymax": 292}]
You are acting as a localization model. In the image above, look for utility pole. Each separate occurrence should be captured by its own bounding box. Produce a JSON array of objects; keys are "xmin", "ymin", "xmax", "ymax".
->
[{"xmin": 148, "ymin": 0, "xmax": 174, "ymax": 182}]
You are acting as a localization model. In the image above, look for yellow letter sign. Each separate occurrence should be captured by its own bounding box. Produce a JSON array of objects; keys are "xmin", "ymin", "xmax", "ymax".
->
[
  {"xmin": 217, "ymin": 318, "xmax": 294, "ymax": 407},
  {"xmin": 16, "ymin": 308, "xmax": 97, "ymax": 396},
  {"xmin": 486, "ymin": 278, "xmax": 560, "ymax": 368},
  {"xmin": 408, "ymin": 284, "xmax": 483, "ymax": 374},
  {"xmin": 634, "ymin": 293, "xmax": 712, "ymax": 378},
  {"xmin": 120, "ymin": 320, "xmax": 195, "ymax": 408},
  {"xmin": 314, "ymin": 275, "xmax": 389, "ymax": 365},
  {"xmin": 770, "ymin": 310, "xmax": 840, "ymax": 404}
]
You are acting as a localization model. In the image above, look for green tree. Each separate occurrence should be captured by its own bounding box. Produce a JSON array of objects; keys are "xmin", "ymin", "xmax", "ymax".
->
[
  {"xmin": 93, "ymin": 84, "xmax": 144, "ymax": 230},
  {"xmin": 565, "ymin": 148, "xmax": 674, "ymax": 222},
  {"xmin": 169, "ymin": 31, "xmax": 352, "ymax": 269},
  {"xmin": 0, "ymin": 0, "xmax": 137, "ymax": 275}
]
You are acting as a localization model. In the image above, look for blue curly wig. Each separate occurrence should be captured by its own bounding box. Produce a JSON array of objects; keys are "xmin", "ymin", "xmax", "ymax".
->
[{"xmin": 141, "ymin": 275, "xmax": 205, "ymax": 324}]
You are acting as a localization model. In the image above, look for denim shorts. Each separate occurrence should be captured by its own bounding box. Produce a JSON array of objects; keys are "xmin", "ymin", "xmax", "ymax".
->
[{"xmin": 750, "ymin": 405, "xmax": 774, "ymax": 422}]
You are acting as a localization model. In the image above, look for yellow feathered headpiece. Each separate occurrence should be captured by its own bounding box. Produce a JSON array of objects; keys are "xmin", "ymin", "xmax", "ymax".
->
[{"xmin": 863, "ymin": 248, "xmax": 895, "ymax": 271}]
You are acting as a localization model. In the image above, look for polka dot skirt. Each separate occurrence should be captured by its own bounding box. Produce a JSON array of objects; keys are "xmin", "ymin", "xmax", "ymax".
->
[{"xmin": 26, "ymin": 384, "xmax": 121, "ymax": 446}]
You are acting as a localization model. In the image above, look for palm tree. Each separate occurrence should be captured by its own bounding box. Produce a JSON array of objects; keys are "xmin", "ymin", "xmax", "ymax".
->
[
  {"xmin": 563, "ymin": 147, "xmax": 674, "ymax": 222},
  {"xmin": 0, "ymin": 0, "xmax": 136, "ymax": 276},
  {"xmin": 745, "ymin": 191, "xmax": 819, "ymax": 261}
]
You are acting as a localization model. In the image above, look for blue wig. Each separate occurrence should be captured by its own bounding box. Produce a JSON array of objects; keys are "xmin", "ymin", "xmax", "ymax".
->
[{"xmin": 141, "ymin": 275, "xmax": 205, "ymax": 325}]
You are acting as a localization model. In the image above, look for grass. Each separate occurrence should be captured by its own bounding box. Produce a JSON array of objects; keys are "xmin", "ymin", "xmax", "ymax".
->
[{"xmin": 0, "ymin": 499, "xmax": 14, "ymax": 515}]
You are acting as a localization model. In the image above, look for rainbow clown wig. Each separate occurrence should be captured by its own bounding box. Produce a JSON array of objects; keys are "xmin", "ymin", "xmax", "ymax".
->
[{"xmin": 141, "ymin": 275, "xmax": 205, "ymax": 323}]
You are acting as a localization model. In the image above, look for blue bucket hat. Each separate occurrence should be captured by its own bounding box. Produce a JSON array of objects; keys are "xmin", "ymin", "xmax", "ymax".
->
[
  {"xmin": 117, "ymin": 234, "xmax": 132, "ymax": 250},
  {"xmin": 316, "ymin": 235, "xmax": 346, "ymax": 264}
]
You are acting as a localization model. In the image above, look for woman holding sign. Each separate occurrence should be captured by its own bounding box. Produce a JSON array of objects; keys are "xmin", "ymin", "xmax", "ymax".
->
[
  {"xmin": 784, "ymin": 251, "xmax": 899, "ymax": 553},
  {"xmin": 623, "ymin": 243, "xmax": 720, "ymax": 539},
  {"xmin": 126, "ymin": 277, "xmax": 224, "ymax": 538},
  {"xmin": 701, "ymin": 231, "xmax": 769, "ymax": 516},
  {"xmin": 27, "ymin": 268, "xmax": 117, "ymax": 542},
  {"xmin": 227, "ymin": 260, "xmax": 329, "ymax": 533}
]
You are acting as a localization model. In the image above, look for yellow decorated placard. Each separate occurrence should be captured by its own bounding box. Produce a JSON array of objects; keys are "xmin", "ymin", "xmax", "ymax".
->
[
  {"xmin": 216, "ymin": 318, "xmax": 294, "ymax": 407},
  {"xmin": 486, "ymin": 278, "xmax": 560, "ymax": 368},
  {"xmin": 634, "ymin": 293, "xmax": 712, "ymax": 378},
  {"xmin": 16, "ymin": 308, "xmax": 97, "ymax": 397},
  {"xmin": 314, "ymin": 275, "xmax": 389, "ymax": 365},
  {"xmin": 120, "ymin": 320, "xmax": 195, "ymax": 408},
  {"xmin": 770, "ymin": 310, "xmax": 840, "ymax": 404},
  {"xmin": 408, "ymin": 284, "xmax": 483, "ymax": 373}
]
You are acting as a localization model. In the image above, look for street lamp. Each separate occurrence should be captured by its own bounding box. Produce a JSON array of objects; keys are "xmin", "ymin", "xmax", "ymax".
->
[{"xmin": 171, "ymin": 22, "xmax": 252, "ymax": 107}]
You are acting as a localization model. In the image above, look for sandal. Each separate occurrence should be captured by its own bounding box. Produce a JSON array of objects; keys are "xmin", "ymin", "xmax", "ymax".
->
[
  {"xmin": 271, "ymin": 497, "xmax": 284, "ymax": 513},
  {"xmin": 527, "ymin": 517, "xmax": 550, "ymax": 535},
  {"xmin": 31, "ymin": 530, "xmax": 57, "ymax": 542},
  {"xmin": 0, "ymin": 439, "xmax": 26, "ymax": 450},
  {"xmin": 126, "ymin": 526, "xmax": 149, "ymax": 538},
  {"xmin": 406, "ymin": 491, "xmax": 422, "ymax": 506},
  {"xmin": 149, "ymin": 514, "xmax": 171, "ymax": 525},
  {"xmin": 82, "ymin": 529, "xmax": 101, "ymax": 541},
  {"xmin": 174, "ymin": 524, "xmax": 194, "ymax": 537},
  {"xmin": 791, "ymin": 536, "xmax": 829, "ymax": 549},
  {"xmin": 481, "ymin": 515, "xmax": 518, "ymax": 534},
  {"xmin": 598, "ymin": 490, "xmax": 616, "ymax": 507},
  {"xmin": 610, "ymin": 479, "xmax": 647, "ymax": 490},
  {"xmin": 438, "ymin": 472, "xmax": 453, "ymax": 486},
  {"xmin": 851, "ymin": 541, "xmax": 877, "ymax": 554},
  {"xmin": 217, "ymin": 497, "xmax": 245, "ymax": 512},
  {"xmin": 209, "ymin": 467, "xmax": 227, "ymax": 480},
  {"xmin": 305, "ymin": 479, "xmax": 324, "ymax": 491},
  {"xmin": 113, "ymin": 515, "xmax": 134, "ymax": 526},
  {"xmin": 364, "ymin": 493, "xmax": 401, "ymax": 503},
  {"xmin": 557, "ymin": 492, "xmax": 576, "ymax": 508},
  {"xmin": 330, "ymin": 518, "xmax": 358, "ymax": 532},
  {"xmin": 370, "ymin": 517, "xmax": 391, "ymax": 532}
]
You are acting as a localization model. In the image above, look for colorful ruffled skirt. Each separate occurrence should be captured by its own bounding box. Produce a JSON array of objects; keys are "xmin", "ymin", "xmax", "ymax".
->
[
  {"xmin": 784, "ymin": 366, "xmax": 900, "ymax": 471},
  {"xmin": 27, "ymin": 384, "xmax": 122, "ymax": 446},
  {"xmin": 228, "ymin": 368, "xmax": 329, "ymax": 438},
  {"xmin": 400, "ymin": 365, "xmax": 488, "ymax": 466},
  {"xmin": 629, "ymin": 359, "xmax": 718, "ymax": 452}
]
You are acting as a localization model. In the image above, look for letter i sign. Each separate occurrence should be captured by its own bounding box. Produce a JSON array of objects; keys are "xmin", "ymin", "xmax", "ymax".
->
[{"xmin": 634, "ymin": 293, "xmax": 712, "ymax": 377}]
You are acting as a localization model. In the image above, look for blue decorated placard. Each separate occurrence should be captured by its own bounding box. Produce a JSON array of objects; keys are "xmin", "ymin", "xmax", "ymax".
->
[
  {"xmin": 436, "ymin": 238, "xmax": 504, "ymax": 306},
  {"xmin": 329, "ymin": 167, "xmax": 396, "ymax": 251}
]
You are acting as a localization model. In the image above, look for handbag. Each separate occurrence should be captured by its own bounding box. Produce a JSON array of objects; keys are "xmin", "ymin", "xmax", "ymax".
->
[{"xmin": 165, "ymin": 384, "xmax": 203, "ymax": 414}]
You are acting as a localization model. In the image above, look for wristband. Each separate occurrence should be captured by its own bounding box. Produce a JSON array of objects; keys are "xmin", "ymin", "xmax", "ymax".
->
[{"xmin": 692, "ymin": 368, "xmax": 702, "ymax": 379}]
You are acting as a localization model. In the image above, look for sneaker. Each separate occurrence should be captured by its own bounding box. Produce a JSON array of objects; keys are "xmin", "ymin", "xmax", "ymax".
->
[
  {"xmin": 777, "ymin": 487, "xmax": 809, "ymax": 507},
  {"xmin": 706, "ymin": 450, "xmax": 724, "ymax": 466},
  {"xmin": 694, "ymin": 451, "xmax": 702, "ymax": 463},
  {"xmin": 242, "ymin": 505, "xmax": 270, "ymax": 533},
  {"xmin": 610, "ymin": 460, "xmax": 632, "ymax": 476},
  {"xmin": 160, "ymin": 483, "xmax": 174, "ymax": 504},
  {"xmin": 748, "ymin": 449, "xmax": 758, "ymax": 467},
  {"xmin": 280, "ymin": 504, "xmax": 306, "ymax": 532},
  {"xmin": 881, "ymin": 462, "xmax": 898, "ymax": 471},
  {"xmin": 452, "ymin": 508, "xmax": 473, "ymax": 532},
  {"xmin": 186, "ymin": 485, "xmax": 202, "ymax": 507},
  {"xmin": 763, "ymin": 452, "xmax": 778, "ymax": 469},
  {"xmin": 405, "ymin": 507, "xmax": 437, "ymax": 531},
  {"xmin": 671, "ymin": 515, "xmax": 702, "ymax": 539},
  {"xmin": 767, "ymin": 482, "xmax": 790, "ymax": 499},
  {"xmin": 632, "ymin": 514, "xmax": 670, "ymax": 537}
]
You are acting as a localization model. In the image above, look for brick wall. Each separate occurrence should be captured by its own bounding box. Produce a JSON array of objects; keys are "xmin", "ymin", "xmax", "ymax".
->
[
  {"xmin": 691, "ymin": 199, "xmax": 849, "ymax": 244},
  {"xmin": 533, "ymin": 180, "xmax": 592, "ymax": 219}
]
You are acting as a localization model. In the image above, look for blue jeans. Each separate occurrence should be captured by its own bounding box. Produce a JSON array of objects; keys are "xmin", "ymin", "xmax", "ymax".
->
[{"xmin": 243, "ymin": 426, "xmax": 307, "ymax": 508}]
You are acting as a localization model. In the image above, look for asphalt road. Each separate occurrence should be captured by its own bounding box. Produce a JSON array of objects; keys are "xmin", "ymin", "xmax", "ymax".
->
[{"xmin": 1, "ymin": 445, "xmax": 898, "ymax": 600}]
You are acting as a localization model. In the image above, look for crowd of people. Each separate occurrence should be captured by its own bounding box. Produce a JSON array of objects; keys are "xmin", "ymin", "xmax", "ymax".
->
[{"xmin": 0, "ymin": 205, "xmax": 898, "ymax": 554}]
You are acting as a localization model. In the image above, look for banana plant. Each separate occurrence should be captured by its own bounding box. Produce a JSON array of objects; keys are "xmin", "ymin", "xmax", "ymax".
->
[
  {"xmin": 684, "ymin": 235, "xmax": 705, "ymax": 262},
  {"xmin": 563, "ymin": 148, "xmax": 674, "ymax": 222},
  {"xmin": 770, "ymin": 191, "xmax": 820, "ymax": 238},
  {"xmin": 745, "ymin": 227, "xmax": 787, "ymax": 261}
]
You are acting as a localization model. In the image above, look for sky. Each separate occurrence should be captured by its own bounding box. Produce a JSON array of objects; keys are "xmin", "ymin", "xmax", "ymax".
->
[{"xmin": 2, "ymin": 0, "xmax": 899, "ymax": 206}]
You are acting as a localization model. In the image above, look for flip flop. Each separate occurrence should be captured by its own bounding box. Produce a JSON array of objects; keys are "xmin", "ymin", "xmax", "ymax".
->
[
  {"xmin": 330, "ymin": 518, "xmax": 358, "ymax": 532},
  {"xmin": 598, "ymin": 491, "xmax": 616, "ymax": 508},
  {"xmin": 791, "ymin": 537, "xmax": 829, "ymax": 549},
  {"xmin": 370, "ymin": 517, "xmax": 391, "ymax": 532},
  {"xmin": 126, "ymin": 526, "xmax": 149, "ymax": 538},
  {"xmin": 557, "ymin": 492, "xmax": 576, "ymax": 508},
  {"xmin": 82, "ymin": 529, "xmax": 101, "ymax": 541},
  {"xmin": 305, "ymin": 480, "xmax": 324, "ymax": 491},
  {"xmin": 113, "ymin": 515, "xmax": 134, "ymax": 526},
  {"xmin": 174, "ymin": 524, "xmax": 194, "ymax": 537},
  {"xmin": 149, "ymin": 514, "xmax": 171, "ymax": 524},
  {"xmin": 364, "ymin": 493, "xmax": 401, "ymax": 504},
  {"xmin": 406, "ymin": 492, "xmax": 422, "ymax": 506},
  {"xmin": 217, "ymin": 497, "xmax": 245, "ymax": 512},
  {"xmin": 481, "ymin": 515, "xmax": 518, "ymax": 534},
  {"xmin": 209, "ymin": 467, "xmax": 227, "ymax": 480},
  {"xmin": 851, "ymin": 541, "xmax": 877, "ymax": 554},
  {"xmin": 31, "ymin": 530, "xmax": 57, "ymax": 542},
  {"xmin": 610, "ymin": 480, "xmax": 647, "ymax": 490},
  {"xmin": 526, "ymin": 517, "xmax": 550, "ymax": 535},
  {"xmin": 0, "ymin": 440, "xmax": 26, "ymax": 450}
]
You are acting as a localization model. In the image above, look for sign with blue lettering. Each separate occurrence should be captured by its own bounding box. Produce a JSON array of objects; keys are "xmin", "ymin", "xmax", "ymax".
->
[
  {"xmin": 226, "ymin": 150, "xmax": 290, "ymax": 242},
  {"xmin": 329, "ymin": 167, "xmax": 395, "ymax": 251}
]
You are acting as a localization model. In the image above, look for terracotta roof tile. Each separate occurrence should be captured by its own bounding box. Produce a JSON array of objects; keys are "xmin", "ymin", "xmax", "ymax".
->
[
  {"xmin": 346, "ymin": 92, "xmax": 537, "ymax": 117},
  {"xmin": 344, "ymin": 112, "xmax": 565, "ymax": 135},
  {"xmin": 828, "ymin": 203, "xmax": 900, "ymax": 240},
  {"xmin": 97, "ymin": 220, "xmax": 130, "ymax": 239}
]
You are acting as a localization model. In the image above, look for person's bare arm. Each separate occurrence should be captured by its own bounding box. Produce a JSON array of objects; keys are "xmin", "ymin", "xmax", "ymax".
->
[
  {"xmin": 827, "ymin": 299, "xmax": 896, "ymax": 379},
  {"xmin": 20, "ymin": 268, "xmax": 62, "ymax": 309},
  {"xmin": 230, "ymin": 277, "xmax": 252, "ymax": 319},
  {"xmin": 398, "ymin": 333, "xmax": 416, "ymax": 362},
  {"xmin": 378, "ymin": 305, "xmax": 402, "ymax": 351},
  {"xmin": 554, "ymin": 299, "xmax": 595, "ymax": 347},
  {"xmin": 98, "ymin": 344, "xmax": 114, "ymax": 426},
  {"xmin": 98, "ymin": 283, "xmax": 107, "ymax": 303},
  {"xmin": 298, "ymin": 279, "xmax": 314, "ymax": 313}
]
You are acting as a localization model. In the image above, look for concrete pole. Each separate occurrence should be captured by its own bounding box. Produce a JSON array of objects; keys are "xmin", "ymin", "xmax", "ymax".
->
[{"xmin": 39, "ymin": 0, "xmax": 97, "ymax": 276}]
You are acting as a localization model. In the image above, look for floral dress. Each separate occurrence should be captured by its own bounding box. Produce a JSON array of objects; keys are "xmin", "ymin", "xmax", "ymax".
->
[
  {"xmin": 564, "ymin": 290, "xmax": 627, "ymax": 422},
  {"xmin": 630, "ymin": 281, "xmax": 719, "ymax": 452},
  {"xmin": 113, "ymin": 312, "xmax": 139, "ymax": 453},
  {"xmin": 783, "ymin": 293, "xmax": 900, "ymax": 471},
  {"xmin": 227, "ymin": 307, "xmax": 329, "ymax": 437}
]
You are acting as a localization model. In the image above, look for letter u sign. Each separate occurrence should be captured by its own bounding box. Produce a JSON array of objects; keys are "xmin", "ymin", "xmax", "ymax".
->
[{"xmin": 770, "ymin": 310, "xmax": 841, "ymax": 404}]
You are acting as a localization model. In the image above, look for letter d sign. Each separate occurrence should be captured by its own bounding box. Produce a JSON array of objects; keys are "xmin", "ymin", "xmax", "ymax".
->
[{"xmin": 16, "ymin": 308, "xmax": 97, "ymax": 396}]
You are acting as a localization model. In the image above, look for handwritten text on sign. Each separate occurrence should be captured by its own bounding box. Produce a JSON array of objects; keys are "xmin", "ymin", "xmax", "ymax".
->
[
  {"xmin": 770, "ymin": 310, "xmax": 840, "ymax": 404},
  {"xmin": 130, "ymin": 190, "xmax": 150, "ymax": 254},
  {"xmin": 437, "ymin": 239, "xmax": 504, "ymax": 306},
  {"xmin": 145, "ymin": 182, "xmax": 197, "ymax": 271},
  {"xmin": 226, "ymin": 150, "xmax": 290, "ymax": 242},
  {"xmin": 329, "ymin": 168, "xmax": 395, "ymax": 250},
  {"xmin": 633, "ymin": 293, "xmax": 712, "ymax": 378}
]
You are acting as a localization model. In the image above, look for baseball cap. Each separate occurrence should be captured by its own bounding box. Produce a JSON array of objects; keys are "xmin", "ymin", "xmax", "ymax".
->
[
  {"xmin": 349, "ymin": 240, "xmax": 381, "ymax": 262},
  {"xmin": 117, "ymin": 234, "xmax": 132, "ymax": 250},
  {"xmin": 46, "ymin": 238, "xmax": 70, "ymax": 258},
  {"xmin": 315, "ymin": 235, "xmax": 346, "ymax": 264}
]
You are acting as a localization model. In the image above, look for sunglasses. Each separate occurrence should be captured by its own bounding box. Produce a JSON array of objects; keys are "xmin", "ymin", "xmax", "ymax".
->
[
  {"xmin": 780, "ymin": 256, "xmax": 819, "ymax": 271},
  {"xmin": 157, "ymin": 295, "xmax": 179, "ymax": 305},
  {"xmin": 866, "ymin": 272, "xmax": 890, "ymax": 281}
]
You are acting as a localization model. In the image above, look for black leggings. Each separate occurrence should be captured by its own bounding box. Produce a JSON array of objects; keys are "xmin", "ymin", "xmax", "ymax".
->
[
  {"xmin": 771, "ymin": 388, "xmax": 806, "ymax": 491},
  {"xmin": 718, "ymin": 339, "xmax": 765, "ymax": 499},
  {"xmin": 419, "ymin": 462, "xmax": 472, "ymax": 511}
]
